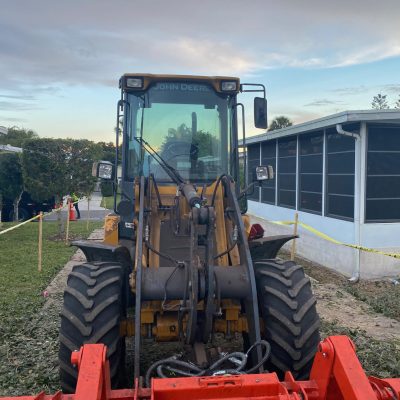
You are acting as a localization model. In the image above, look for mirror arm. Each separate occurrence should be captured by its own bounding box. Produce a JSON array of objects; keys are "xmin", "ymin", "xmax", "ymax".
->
[
  {"xmin": 238, "ymin": 181, "xmax": 261, "ymax": 200},
  {"xmin": 240, "ymin": 83, "xmax": 266, "ymax": 99}
]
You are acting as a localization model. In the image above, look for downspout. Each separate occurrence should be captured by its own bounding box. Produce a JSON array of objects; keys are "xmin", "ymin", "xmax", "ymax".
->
[
  {"xmin": 336, "ymin": 124, "xmax": 361, "ymax": 282},
  {"xmin": 336, "ymin": 124, "xmax": 360, "ymax": 139}
]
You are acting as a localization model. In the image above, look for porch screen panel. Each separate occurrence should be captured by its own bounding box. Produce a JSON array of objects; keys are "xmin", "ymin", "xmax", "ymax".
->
[
  {"xmin": 261, "ymin": 140, "xmax": 276, "ymax": 204},
  {"xmin": 366, "ymin": 124, "xmax": 400, "ymax": 222},
  {"xmin": 247, "ymin": 143, "xmax": 260, "ymax": 201},
  {"xmin": 326, "ymin": 128, "xmax": 355, "ymax": 220},
  {"xmin": 278, "ymin": 137, "xmax": 297, "ymax": 208},
  {"xmin": 299, "ymin": 132, "xmax": 323, "ymax": 214}
]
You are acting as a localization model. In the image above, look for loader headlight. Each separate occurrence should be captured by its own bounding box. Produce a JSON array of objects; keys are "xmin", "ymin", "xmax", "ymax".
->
[
  {"xmin": 126, "ymin": 78, "xmax": 143, "ymax": 89},
  {"xmin": 221, "ymin": 81, "xmax": 237, "ymax": 92}
]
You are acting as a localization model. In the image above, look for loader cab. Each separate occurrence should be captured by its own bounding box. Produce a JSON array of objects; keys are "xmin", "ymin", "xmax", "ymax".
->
[
  {"xmin": 121, "ymin": 76, "xmax": 241, "ymax": 184},
  {"xmin": 112, "ymin": 74, "xmax": 267, "ymax": 238}
]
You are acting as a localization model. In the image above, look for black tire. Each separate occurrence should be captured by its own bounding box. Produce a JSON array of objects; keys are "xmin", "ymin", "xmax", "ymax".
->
[
  {"xmin": 255, "ymin": 259, "xmax": 320, "ymax": 379},
  {"xmin": 59, "ymin": 261, "xmax": 127, "ymax": 393}
]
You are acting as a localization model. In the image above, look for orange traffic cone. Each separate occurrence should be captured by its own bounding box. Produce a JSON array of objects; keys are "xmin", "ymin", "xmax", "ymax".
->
[{"xmin": 69, "ymin": 200, "xmax": 77, "ymax": 221}]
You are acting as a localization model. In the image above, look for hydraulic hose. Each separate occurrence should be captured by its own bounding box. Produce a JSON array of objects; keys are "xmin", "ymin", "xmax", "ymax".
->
[{"xmin": 145, "ymin": 340, "xmax": 271, "ymax": 387}]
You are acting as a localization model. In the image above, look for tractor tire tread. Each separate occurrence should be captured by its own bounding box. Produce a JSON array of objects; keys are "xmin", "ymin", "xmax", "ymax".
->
[
  {"xmin": 90, "ymin": 266, "xmax": 124, "ymax": 278},
  {"xmin": 87, "ymin": 276, "xmax": 120, "ymax": 297},
  {"xmin": 69, "ymin": 271, "xmax": 96, "ymax": 286},
  {"xmin": 293, "ymin": 297, "xmax": 316, "ymax": 323},
  {"xmin": 59, "ymin": 262, "xmax": 126, "ymax": 393},
  {"xmin": 64, "ymin": 286, "xmax": 94, "ymax": 309},
  {"xmin": 267, "ymin": 307, "xmax": 301, "ymax": 336},
  {"xmin": 288, "ymin": 277, "xmax": 310, "ymax": 298},
  {"xmin": 264, "ymin": 286, "xmax": 298, "ymax": 310},
  {"xmin": 84, "ymin": 295, "xmax": 119, "ymax": 322},
  {"xmin": 259, "ymin": 270, "xmax": 292, "ymax": 287},
  {"xmin": 60, "ymin": 308, "xmax": 92, "ymax": 337},
  {"xmin": 255, "ymin": 259, "xmax": 320, "ymax": 379}
]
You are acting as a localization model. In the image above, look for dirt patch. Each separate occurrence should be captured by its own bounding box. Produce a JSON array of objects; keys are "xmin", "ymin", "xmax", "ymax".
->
[
  {"xmin": 280, "ymin": 249, "xmax": 400, "ymax": 322},
  {"xmin": 313, "ymin": 282, "xmax": 400, "ymax": 341}
]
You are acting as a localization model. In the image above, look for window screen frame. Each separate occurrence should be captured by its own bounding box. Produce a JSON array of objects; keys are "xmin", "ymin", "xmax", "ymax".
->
[
  {"xmin": 298, "ymin": 131, "xmax": 323, "ymax": 215},
  {"xmin": 365, "ymin": 123, "xmax": 400, "ymax": 223},
  {"xmin": 247, "ymin": 143, "xmax": 260, "ymax": 202},
  {"xmin": 325, "ymin": 128, "xmax": 355, "ymax": 221},
  {"xmin": 277, "ymin": 136, "xmax": 297, "ymax": 209},
  {"xmin": 261, "ymin": 139, "xmax": 277, "ymax": 205}
]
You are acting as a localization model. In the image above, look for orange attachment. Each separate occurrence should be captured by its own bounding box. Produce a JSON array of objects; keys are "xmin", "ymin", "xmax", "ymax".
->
[{"xmin": 1, "ymin": 336, "xmax": 400, "ymax": 400}]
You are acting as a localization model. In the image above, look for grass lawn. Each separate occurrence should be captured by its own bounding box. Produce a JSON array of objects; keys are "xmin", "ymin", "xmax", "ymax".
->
[{"xmin": 0, "ymin": 220, "xmax": 102, "ymax": 339}]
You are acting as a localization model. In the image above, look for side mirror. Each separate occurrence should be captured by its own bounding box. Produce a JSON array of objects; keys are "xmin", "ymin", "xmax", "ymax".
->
[
  {"xmin": 92, "ymin": 161, "xmax": 114, "ymax": 180},
  {"xmin": 255, "ymin": 165, "xmax": 274, "ymax": 181},
  {"xmin": 254, "ymin": 97, "xmax": 268, "ymax": 129}
]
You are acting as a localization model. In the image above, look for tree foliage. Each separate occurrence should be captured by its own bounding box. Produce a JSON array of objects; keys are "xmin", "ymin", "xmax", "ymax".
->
[
  {"xmin": 67, "ymin": 139, "xmax": 102, "ymax": 197},
  {"xmin": 0, "ymin": 153, "xmax": 24, "ymax": 201},
  {"xmin": 22, "ymin": 139, "xmax": 69, "ymax": 203},
  {"xmin": 0, "ymin": 127, "xmax": 38, "ymax": 147},
  {"xmin": 268, "ymin": 116, "xmax": 293, "ymax": 131},
  {"xmin": 371, "ymin": 93, "xmax": 389, "ymax": 110},
  {"xmin": 21, "ymin": 138, "xmax": 102, "ymax": 201},
  {"xmin": 395, "ymin": 95, "xmax": 400, "ymax": 109},
  {"xmin": 0, "ymin": 153, "xmax": 24, "ymax": 221},
  {"xmin": 97, "ymin": 141, "xmax": 122, "ymax": 163},
  {"xmin": 164, "ymin": 123, "xmax": 219, "ymax": 158}
]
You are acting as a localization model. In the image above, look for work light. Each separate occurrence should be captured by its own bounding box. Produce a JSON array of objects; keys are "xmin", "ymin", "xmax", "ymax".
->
[
  {"xmin": 126, "ymin": 78, "xmax": 143, "ymax": 88},
  {"xmin": 221, "ymin": 81, "xmax": 237, "ymax": 91}
]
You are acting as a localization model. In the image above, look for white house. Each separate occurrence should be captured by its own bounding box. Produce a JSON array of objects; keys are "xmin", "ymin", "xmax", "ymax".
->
[{"xmin": 244, "ymin": 110, "xmax": 400, "ymax": 279}]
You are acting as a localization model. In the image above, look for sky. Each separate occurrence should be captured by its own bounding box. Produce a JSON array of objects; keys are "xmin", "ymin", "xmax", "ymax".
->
[{"xmin": 1, "ymin": 0, "xmax": 400, "ymax": 142}]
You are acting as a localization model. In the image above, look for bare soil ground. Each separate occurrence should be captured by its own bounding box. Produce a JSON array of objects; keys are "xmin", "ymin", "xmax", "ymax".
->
[
  {"xmin": 314, "ymin": 282, "xmax": 400, "ymax": 341},
  {"xmin": 278, "ymin": 250, "xmax": 400, "ymax": 339}
]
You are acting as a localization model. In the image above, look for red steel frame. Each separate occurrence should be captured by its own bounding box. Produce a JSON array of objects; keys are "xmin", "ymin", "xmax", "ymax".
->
[{"xmin": 1, "ymin": 336, "xmax": 399, "ymax": 400}]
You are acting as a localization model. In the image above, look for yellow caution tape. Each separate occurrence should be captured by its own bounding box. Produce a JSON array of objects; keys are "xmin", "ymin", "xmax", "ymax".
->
[
  {"xmin": 297, "ymin": 222, "xmax": 342, "ymax": 245},
  {"xmin": 255, "ymin": 217, "xmax": 400, "ymax": 261},
  {"xmin": 0, "ymin": 200, "xmax": 80, "ymax": 236},
  {"xmin": 297, "ymin": 221, "xmax": 400, "ymax": 258}
]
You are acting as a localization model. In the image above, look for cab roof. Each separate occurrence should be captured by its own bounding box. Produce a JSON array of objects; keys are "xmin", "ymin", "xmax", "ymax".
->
[{"xmin": 120, "ymin": 73, "xmax": 240, "ymax": 93}]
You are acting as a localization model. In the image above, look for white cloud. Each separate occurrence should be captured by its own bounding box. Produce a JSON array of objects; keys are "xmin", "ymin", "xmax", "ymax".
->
[
  {"xmin": 1, "ymin": 0, "xmax": 400, "ymax": 93},
  {"xmin": 1, "ymin": 0, "xmax": 400, "ymax": 140},
  {"xmin": 330, "ymin": 43, "xmax": 400, "ymax": 68}
]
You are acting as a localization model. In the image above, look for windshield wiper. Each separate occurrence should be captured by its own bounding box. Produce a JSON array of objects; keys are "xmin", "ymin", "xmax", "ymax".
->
[{"xmin": 134, "ymin": 137, "xmax": 185, "ymax": 185}]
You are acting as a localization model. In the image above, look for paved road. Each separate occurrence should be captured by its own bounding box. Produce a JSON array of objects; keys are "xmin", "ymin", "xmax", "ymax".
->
[{"xmin": 43, "ymin": 192, "xmax": 112, "ymax": 221}]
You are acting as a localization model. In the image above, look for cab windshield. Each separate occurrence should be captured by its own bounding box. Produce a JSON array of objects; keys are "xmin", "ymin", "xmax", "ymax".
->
[{"xmin": 125, "ymin": 82, "xmax": 235, "ymax": 183}]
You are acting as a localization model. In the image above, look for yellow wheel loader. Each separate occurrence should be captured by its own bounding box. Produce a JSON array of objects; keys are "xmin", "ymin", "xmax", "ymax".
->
[{"xmin": 59, "ymin": 74, "xmax": 320, "ymax": 393}]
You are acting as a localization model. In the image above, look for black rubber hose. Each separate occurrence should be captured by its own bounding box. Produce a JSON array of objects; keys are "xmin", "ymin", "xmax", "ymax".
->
[
  {"xmin": 245, "ymin": 340, "xmax": 271, "ymax": 374},
  {"xmin": 144, "ymin": 344, "xmax": 272, "ymax": 387}
]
